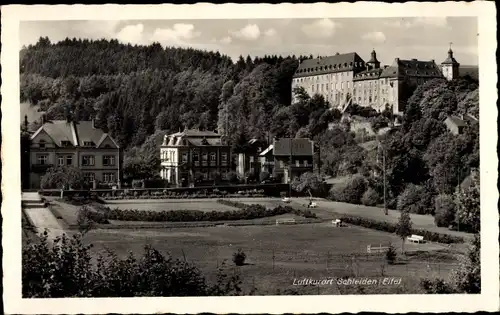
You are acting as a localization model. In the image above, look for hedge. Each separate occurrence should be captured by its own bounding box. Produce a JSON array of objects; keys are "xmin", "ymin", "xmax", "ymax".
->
[
  {"xmin": 88, "ymin": 203, "xmax": 317, "ymax": 223},
  {"xmin": 340, "ymin": 214, "xmax": 464, "ymax": 244}
]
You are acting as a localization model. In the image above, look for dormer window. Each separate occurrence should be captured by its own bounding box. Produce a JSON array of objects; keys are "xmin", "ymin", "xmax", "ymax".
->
[
  {"xmin": 201, "ymin": 138, "xmax": 209, "ymax": 145},
  {"xmin": 83, "ymin": 141, "xmax": 95, "ymax": 147},
  {"xmin": 61, "ymin": 140, "xmax": 71, "ymax": 147}
]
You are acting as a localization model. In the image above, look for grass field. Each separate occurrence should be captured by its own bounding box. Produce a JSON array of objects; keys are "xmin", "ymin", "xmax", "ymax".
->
[
  {"xmin": 82, "ymin": 222, "xmax": 460, "ymax": 295},
  {"xmin": 105, "ymin": 199, "xmax": 239, "ymax": 212}
]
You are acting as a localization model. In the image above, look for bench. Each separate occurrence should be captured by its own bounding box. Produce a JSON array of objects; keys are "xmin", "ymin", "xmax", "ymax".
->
[
  {"xmin": 276, "ymin": 218, "xmax": 296, "ymax": 225},
  {"xmin": 367, "ymin": 244, "xmax": 389, "ymax": 254},
  {"xmin": 307, "ymin": 202, "xmax": 317, "ymax": 208},
  {"xmin": 332, "ymin": 219, "xmax": 342, "ymax": 227},
  {"xmin": 407, "ymin": 234, "xmax": 424, "ymax": 244}
]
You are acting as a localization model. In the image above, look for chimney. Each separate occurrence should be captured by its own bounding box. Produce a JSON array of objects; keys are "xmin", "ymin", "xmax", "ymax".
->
[
  {"xmin": 92, "ymin": 118, "xmax": 96, "ymax": 129},
  {"xmin": 41, "ymin": 114, "xmax": 46, "ymax": 125},
  {"xmin": 24, "ymin": 115, "xmax": 28, "ymax": 131}
]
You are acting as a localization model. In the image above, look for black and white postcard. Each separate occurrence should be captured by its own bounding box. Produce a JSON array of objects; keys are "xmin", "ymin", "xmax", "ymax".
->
[{"xmin": 1, "ymin": 2, "xmax": 498, "ymax": 314}]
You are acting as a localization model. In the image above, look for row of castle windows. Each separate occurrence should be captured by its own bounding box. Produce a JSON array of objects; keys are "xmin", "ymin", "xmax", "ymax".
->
[{"xmin": 296, "ymin": 61, "xmax": 366, "ymax": 74}]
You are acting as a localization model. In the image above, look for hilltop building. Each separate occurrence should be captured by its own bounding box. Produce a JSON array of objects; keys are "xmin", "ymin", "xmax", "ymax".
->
[
  {"xmin": 292, "ymin": 47, "xmax": 464, "ymax": 115},
  {"xmin": 25, "ymin": 116, "xmax": 121, "ymax": 189},
  {"xmin": 160, "ymin": 129, "xmax": 231, "ymax": 187}
]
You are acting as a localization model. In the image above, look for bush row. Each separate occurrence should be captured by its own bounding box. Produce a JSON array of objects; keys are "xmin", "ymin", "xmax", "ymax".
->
[
  {"xmin": 340, "ymin": 215, "xmax": 464, "ymax": 244},
  {"xmin": 93, "ymin": 204, "xmax": 295, "ymax": 222},
  {"xmin": 101, "ymin": 189, "xmax": 266, "ymax": 200}
]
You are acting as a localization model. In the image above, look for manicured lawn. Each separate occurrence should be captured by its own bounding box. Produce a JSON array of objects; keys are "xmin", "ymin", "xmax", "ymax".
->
[
  {"xmin": 104, "ymin": 200, "xmax": 239, "ymax": 212},
  {"xmin": 82, "ymin": 222, "xmax": 459, "ymax": 295},
  {"xmin": 232, "ymin": 197, "xmax": 472, "ymax": 239}
]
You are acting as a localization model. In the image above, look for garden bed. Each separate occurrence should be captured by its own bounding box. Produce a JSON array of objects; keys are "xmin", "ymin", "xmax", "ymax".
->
[{"xmin": 86, "ymin": 202, "xmax": 318, "ymax": 223}]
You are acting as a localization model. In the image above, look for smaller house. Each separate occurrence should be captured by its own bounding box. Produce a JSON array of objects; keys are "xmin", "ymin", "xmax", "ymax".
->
[
  {"xmin": 444, "ymin": 115, "xmax": 472, "ymax": 135},
  {"xmin": 272, "ymin": 138, "xmax": 314, "ymax": 183}
]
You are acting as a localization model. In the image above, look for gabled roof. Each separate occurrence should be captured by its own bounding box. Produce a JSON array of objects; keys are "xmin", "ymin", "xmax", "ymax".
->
[
  {"xmin": 168, "ymin": 129, "xmax": 221, "ymax": 138},
  {"xmin": 259, "ymin": 144, "xmax": 274, "ymax": 156},
  {"xmin": 273, "ymin": 138, "xmax": 314, "ymax": 156},
  {"xmin": 380, "ymin": 58, "xmax": 443, "ymax": 79},
  {"xmin": 30, "ymin": 120, "xmax": 119, "ymax": 148},
  {"xmin": 293, "ymin": 53, "xmax": 366, "ymax": 78},
  {"xmin": 445, "ymin": 115, "xmax": 467, "ymax": 127},
  {"xmin": 30, "ymin": 120, "xmax": 77, "ymax": 145}
]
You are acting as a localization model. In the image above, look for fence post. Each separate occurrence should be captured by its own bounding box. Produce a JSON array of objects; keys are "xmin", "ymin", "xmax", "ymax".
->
[
  {"xmin": 326, "ymin": 251, "xmax": 329, "ymax": 270},
  {"xmin": 272, "ymin": 249, "xmax": 275, "ymax": 270}
]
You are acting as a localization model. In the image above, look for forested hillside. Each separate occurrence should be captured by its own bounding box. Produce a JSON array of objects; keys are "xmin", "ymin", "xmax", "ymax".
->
[{"xmin": 20, "ymin": 37, "xmax": 310, "ymax": 149}]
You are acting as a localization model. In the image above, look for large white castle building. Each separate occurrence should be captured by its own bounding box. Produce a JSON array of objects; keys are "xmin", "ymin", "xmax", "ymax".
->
[{"xmin": 291, "ymin": 47, "xmax": 461, "ymax": 115}]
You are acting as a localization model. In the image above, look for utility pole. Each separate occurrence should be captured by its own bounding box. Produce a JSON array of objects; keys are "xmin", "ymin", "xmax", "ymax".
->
[{"xmin": 289, "ymin": 137, "xmax": 293, "ymax": 198}]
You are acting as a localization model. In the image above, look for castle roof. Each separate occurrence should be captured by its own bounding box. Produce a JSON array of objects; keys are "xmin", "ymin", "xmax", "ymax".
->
[
  {"xmin": 380, "ymin": 58, "xmax": 443, "ymax": 79},
  {"xmin": 293, "ymin": 52, "xmax": 366, "ymax": 78}
]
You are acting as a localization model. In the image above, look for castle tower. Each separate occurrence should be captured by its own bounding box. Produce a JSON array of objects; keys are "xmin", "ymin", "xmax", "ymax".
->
[
  {"xmin": 366, "ymin": 49, "xmax": 381, "ymax": 70},
  {"xmin": 441, "ymin": 43, "xmax": 460, "ymax": 81}
]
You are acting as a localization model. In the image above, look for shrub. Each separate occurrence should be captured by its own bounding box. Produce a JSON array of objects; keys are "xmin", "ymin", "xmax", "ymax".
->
[
  {"xmin": 259, "ymin": 171, "xmax": 270, "ymax": 182},
  {"xmin": 397, "ymin": 184, "xmax": 434, "ymax": 214},
  {"xmin": 232, "ymin": 249, "xmax": 247, "ymax": 266},
  {"xmin": 434, "ymin": 194, "xmax": 456, "ymax": 227},
  {"xmin": 329, "ymin": 174, "xmax": 367, "ymax": 204},
  {"xmin": 227, "ymin": 171, "xmax": 239, "ymax": 184},
  {"xmin": 385, "ymin": 244, "xmax": 397, "ymax": 265},
  {"xmin": 22, "ymin": 232, "xmax": 245, "ymax": 297},
  {"xmin": 361, "ymin": 187, "xmax": 381, "ymax": 206}
]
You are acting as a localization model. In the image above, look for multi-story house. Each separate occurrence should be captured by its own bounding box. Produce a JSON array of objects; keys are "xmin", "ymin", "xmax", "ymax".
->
[
  {"xmin": 293, "ymin": 48, "xmax": 460, "ymax": 115},
  {"xmin": 160, "ymin": 129, "xmax": 231, "ymax": 187},
  {"xmin": 27, "ymin": 117, "xmax": 121, "ymax": 189},
  {"xmin": 267, "ymin": 138, "xmax": 315, "ymax": 183}
]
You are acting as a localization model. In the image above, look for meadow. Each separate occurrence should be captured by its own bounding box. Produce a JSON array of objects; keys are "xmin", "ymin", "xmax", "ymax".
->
[{"xmin": 83, "ymin": 222, "xmax": 460, "ymax": 295}]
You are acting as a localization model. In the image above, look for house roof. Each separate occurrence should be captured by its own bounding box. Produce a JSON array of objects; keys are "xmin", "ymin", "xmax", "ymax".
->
[
  {"xmin": 293, "ymin": 52, "xmax": 366, "ymax": 78},
  {"xmin": 273, "ymin": 138, "xmax": 314, "ymax": 156},
  {"xmin": 163, "ymin": 129, "xmax": 227, "ymax": 147},
  {"xmin": 259, "ymin": 144, "xmax": 274, "ymax": 156},
  {"xmin": 168, "ymin": 129, "xmax": 221, "ymax": 138},
  {"xmin": 30, "ymin": 120, "xmax": 119, "ymax": 148},
  {"xmin": 446, "ymin": 116, "xmax": 467, "ymax": 127},
  {"xmin": 380, "ymin": 58, "xmax": 443, "ymax": 79}
]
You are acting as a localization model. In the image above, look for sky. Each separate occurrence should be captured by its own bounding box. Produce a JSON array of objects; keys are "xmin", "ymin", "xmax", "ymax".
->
[{"xmin": 20, "ymin": 17, "xmax": 478, "ymax": 65}]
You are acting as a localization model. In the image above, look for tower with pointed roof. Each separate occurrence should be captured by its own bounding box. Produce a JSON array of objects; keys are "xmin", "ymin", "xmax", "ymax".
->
[
  {"xmin": 441, "ymin": 43, "xmax": 460, "ymax": 81},
  {"xmin": 366, "ymin": 49, "xmax": 381, "ymax": 70}
]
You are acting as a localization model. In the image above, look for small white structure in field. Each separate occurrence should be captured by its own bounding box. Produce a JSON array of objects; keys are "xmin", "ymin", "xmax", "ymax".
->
[
  {"xmin": 282, "ymin": 197, "xmax": 291, "ymax": 203},
  {"xmin": 407, "ymin": 234, "xmax": 424, "ymax": 244},
  {"xmin": 307, "ymin": 202, "xmax": 317, "ymax": 208},
  {"xmin": 332, "ymin": 219, "xmax": 342, "ymax": 227}
]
